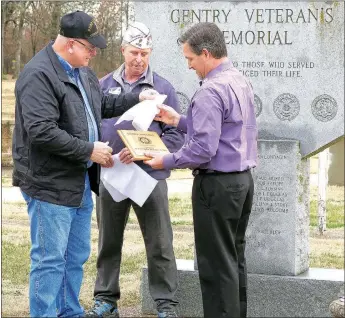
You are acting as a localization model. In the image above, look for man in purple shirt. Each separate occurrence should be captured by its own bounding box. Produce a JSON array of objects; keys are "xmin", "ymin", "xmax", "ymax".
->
[
  {"xmin": 86, "ymin": 22, "xmax": 184, "ymax": 318},
  {"xmin": 145, "ymin": 23, "xmax": 258, "ymax": 318}
]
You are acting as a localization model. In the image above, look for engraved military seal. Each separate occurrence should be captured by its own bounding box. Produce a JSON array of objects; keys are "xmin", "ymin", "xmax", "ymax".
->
[
  {"xmin": 254, "ymin": 94, "xmax": 263, "ymax": 118},
  {"xmin": 311, "ymin": 94, "xmax": 337, "ymax": 122},
  {"xmin": 176, "ymin": 91, "xmax": 191, "ymax": 115},
  {"xmin": 273, "ymin": 93, "xmax": 300, "ymax": 121}
]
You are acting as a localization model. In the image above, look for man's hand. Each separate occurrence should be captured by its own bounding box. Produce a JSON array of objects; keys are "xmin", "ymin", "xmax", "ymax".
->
[
  {"xmin": 119, "ymin": 147, "xmax": 134, "ymax": 164},
  {"xmin": 154, "ymin": 104, "xmax": 180, "ymax": 127},
  {"xmin": 101, "ymin": 157, "xmax": 114, "ymax": 168},
  {"xmin": 139, "ymin": 89, "xmax": 159, "ymax": 101},
  {"xmin": 91, "ymin": 141, "xmax": 114, "ymax": 167},
  {"xmin": 143, "ymin": 152, "xmax": 165, "ymax": 170}
]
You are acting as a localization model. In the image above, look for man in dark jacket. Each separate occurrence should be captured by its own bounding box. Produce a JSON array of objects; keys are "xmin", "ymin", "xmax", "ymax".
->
[
  {"xmin": 86, "ymin": 22, "xmax": 184, "ymax": 318},
  {"xmin": 12, "ymin": 11, "xmax": 155, "ymax": 317}
]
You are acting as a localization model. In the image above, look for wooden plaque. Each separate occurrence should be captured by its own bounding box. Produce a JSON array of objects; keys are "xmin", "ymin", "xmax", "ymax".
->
[{"xmin": 117, "ymin": 130, "xmax": 170, "ymax": 161}]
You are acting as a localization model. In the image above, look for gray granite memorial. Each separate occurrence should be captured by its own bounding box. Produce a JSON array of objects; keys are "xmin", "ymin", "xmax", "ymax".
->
[
  {"xmin": 246, "ymin": 140, "xmax": 310, "ymax": 276},
  {"xmin": 134, "ymin": 1, "xmax": 345, "ymax": 317}
]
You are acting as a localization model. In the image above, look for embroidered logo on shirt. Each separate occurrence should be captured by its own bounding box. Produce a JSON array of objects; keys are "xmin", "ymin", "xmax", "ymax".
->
[{"xmin": 109, "ymin": 87, "xmax": 122, "ymax": 95}]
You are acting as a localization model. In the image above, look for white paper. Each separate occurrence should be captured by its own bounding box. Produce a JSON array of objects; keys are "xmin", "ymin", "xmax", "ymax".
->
[
  {"xmin": 115, "ymin": 94, "xmax": 167, "ymax": 131},
  {"xmin": 100, "ymin": 154, "xmax": 158, "ymax": 207}
]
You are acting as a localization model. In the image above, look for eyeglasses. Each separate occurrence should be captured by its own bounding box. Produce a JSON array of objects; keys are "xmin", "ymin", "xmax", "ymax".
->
[{"xmin": 73, "ymin": 39, "xmax": 97, "ymax": 53}]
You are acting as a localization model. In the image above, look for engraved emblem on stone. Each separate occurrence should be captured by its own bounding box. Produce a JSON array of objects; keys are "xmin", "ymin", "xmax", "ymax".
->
[
  {"xmin": 138, "ymin": 137, "xmax": 151, "ymax": 145},
  {"xmin": 311, "ymin": 94, "xmax": 337, "ymax": 122},
  {"xmin": 254, "ymin": 94, "xmax": 262, "ymax": 118},
  {"xmin": 176, "ymin": 91, "xmax": 191, "ymax": 115},
  {"xmin": 273, "ymin": 93, "xmax": 300, "ymax": 121}
]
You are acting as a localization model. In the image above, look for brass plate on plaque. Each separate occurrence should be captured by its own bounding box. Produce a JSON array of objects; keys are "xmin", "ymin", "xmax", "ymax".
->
[{"xmin": 117, "ymin": 130, "xmax": 170, "ymax": 161}]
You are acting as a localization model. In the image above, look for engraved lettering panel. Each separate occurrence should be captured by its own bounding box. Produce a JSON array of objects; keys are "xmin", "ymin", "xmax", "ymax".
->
[{"xmin": 244, "ymin": 140, "xmax": 309, "ymax": 276}]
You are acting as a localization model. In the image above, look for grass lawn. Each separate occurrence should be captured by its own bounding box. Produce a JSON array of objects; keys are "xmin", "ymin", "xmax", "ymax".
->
[
  {"xmin": 1, "ymin": 185, "xmax": 344, "ymax": 317},
  {"xmin": 169, "ymin": 169, "xmax": 193, "ymax": 180},
  {"xmin": 309, "ymin": 185, "xmax": 345, "ymax": 228}
]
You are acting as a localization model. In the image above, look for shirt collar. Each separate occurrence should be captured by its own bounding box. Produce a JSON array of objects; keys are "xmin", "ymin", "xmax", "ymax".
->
[
  {"xmin": 201, "ymin": 58, "xmax": 233, "ymax": 85},
  {"xmin": 113, "ymin": 63, "xmax": 154, "ymax": 87},
  {"xmin": 56, "ymin": 53, "xmax": 79, "ymax": 78},
  {"xmin": 121, "ymin": 66, "xmax": 148, "ymax": 83}
]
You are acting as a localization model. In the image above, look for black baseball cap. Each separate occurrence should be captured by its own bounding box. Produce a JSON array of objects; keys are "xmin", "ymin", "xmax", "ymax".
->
[{"xmin": 59, "ymin": 11, "xmax": 107, "ymax": 49}]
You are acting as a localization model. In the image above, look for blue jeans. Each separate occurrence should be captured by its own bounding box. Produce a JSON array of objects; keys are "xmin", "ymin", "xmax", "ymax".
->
[{"xmin": 21, "ymin": 174, "xmax": 93, "ymax": 317}]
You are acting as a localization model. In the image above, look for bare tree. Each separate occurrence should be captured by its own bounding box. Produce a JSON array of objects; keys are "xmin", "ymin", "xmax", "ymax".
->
[
  {"xmin": 28, "ymin": 2, "xmax": 39, "ymax": 56},
  {"xmin": 49, "ymin": 1, "xmax": 63, "ymax": 40},
  {"xmin": 90, "ymin": 0, "xmax": 133, "ymax": 76},
  {"xmin": 1, "ymin": 2, "xmax": 8, "ymax": 73},
  {"xmin": 2, "ymin": 1, "xmax": 17, "ymax": 75},
  {"xmin": 13, "ymin": 1, "xmax": 31, "ymax": 78}
]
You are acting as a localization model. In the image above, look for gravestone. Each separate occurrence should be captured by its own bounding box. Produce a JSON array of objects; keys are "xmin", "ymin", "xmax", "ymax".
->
[{"xmin": 135, "ymin": 1, "xmax": 345, "ymax": 317}]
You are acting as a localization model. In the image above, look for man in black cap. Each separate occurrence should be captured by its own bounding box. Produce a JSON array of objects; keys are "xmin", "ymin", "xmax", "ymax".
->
[{"xmin": 12, "ymin": 10, "xmax": 156, "ymax": 317}]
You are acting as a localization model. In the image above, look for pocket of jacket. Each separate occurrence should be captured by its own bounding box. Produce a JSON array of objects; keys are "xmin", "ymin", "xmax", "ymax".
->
[{"xmin": 33, "ymin": 155, "xmax": 52, "ymax": 176}]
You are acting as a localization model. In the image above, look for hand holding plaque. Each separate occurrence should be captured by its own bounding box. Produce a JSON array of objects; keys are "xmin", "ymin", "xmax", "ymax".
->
[{"xmin": 117, "ymin": 130, "xmax": 169, "ymax": 161}]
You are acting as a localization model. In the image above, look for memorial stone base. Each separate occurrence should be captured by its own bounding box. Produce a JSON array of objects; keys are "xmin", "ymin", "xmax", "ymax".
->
[
  {"xmin": 141, "ymin": 260, "xmax": 344, "ymax": 317},
  {"xmin": 140, "ymin": 140, "xmax": 344, "ymax": 317}
]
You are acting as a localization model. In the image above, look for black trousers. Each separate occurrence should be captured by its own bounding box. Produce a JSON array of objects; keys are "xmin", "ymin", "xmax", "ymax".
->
[
  {"xmin": 192, "ymin": 170, "xmax": 254, "ymax": 318},
  {"xmin": 93, "ymin": 180, "xmax": 178, "ymax": 311}
]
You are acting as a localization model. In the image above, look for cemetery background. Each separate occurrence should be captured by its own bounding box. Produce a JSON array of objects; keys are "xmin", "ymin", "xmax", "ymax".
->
[{"xmin": 1, "ymin": 0, "xmax": 344, "ymax": 317}]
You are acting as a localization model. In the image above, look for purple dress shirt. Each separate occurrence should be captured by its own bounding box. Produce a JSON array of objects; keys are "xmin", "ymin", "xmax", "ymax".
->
[{"xmin": 163, "ymin": 60, "xmax": 258, "ymax": 172}]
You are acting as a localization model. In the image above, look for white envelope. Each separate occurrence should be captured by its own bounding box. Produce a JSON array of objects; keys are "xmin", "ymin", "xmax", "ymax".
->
[
  {"xmin": 115, "ymin": 94, "xmax": 167, "ymax": 131},
  {"xmin": 100, "ymin": 154, "xmax": 158, "ymax": 207}
]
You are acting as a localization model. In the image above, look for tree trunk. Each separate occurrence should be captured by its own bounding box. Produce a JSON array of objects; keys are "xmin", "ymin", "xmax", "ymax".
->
[
  {"xmin": 14, "ymin": 2, "xmax": 26, "ymax": 78},
  {"xmin": 50, "ymin": 2, "xmax": 62, "ymax": 40},
  {"xmin": 31, "ymin": 23, "xmax": 37, "ymax": 56},
  {"xmin": 1, "ymin": 2, "xmax": 7, "ymax": 75}
]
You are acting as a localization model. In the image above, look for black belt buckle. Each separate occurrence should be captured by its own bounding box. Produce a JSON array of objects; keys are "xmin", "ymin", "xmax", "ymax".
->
[
  {"xmin": 193, "ymin": 168, "xmax": 250, "ymax": 177},
  {"xmin": 192, "ymin": 169, "xmax": 215, "ymax": 176}
]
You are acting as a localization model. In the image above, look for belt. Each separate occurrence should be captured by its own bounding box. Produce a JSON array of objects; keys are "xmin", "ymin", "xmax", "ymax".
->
[{"xmin": 192, "ymin": 168, "xmax": 249, "ymax": 176}]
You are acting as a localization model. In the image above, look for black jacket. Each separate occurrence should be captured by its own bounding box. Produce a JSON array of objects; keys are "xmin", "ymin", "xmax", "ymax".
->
[{"xmin": 12, "ymin": 42, "xmax": 139, "ymax": 207}]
